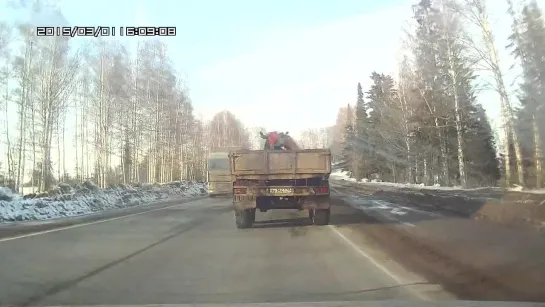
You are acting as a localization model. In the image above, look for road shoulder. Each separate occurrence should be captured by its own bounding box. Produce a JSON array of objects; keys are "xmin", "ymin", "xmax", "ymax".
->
[
  {"xmin": 330, "ymin": 190, "xmax": 545, "ymax": 302},
  {"xmin": 0, "ymin": 196, "xmax": 208, "ymax": 241}
]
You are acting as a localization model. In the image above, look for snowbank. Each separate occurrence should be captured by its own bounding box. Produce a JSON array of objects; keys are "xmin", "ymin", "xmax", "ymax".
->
[
  {"xmin": 331, "ymin": 169, "xmax": 545, "ymax": 194},
  {"xmin": 331, "ymin": 170, "xmax": 496, "ymax": 192},
  {"xmin": 0, "ymin": 181, "xmax": 208, "ymax": 222}
]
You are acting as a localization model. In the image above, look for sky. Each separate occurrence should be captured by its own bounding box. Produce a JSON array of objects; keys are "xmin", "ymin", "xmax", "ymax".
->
[
  {"xmin": 0, "ymin": 0, "xmax": 541, "ymax": 178},
  {"xmin": 1, "ymin": 0, "xmax": 530, "ymax": 134},
  {"xmin": 58, "ymin": 0, "xmax": 414, "ymax": 135},
  {"xmin": 54, "ymin": 0, "xmax": 533, "ymax": 136}
]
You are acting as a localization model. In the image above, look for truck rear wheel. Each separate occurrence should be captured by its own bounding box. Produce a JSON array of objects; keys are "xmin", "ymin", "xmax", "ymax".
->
[
  {"xmin": 312, "ymin": 208, "xmax": 330, "ymax": 226},
  {"xmin": 235, "ymin": 208, "xmax": 255, "ymax": 229}
]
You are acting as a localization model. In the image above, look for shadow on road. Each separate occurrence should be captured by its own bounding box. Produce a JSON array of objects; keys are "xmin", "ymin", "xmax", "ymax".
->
[
  {"xmin": 329, "ymin": 211, "xmax": 378, "ymax": 226},
  {"xmin": 278, "ymin": 282, "xmax": 432, "ymax": 302},
  {"xmin": 371, "ymin": 189, "xmax": 486, "ymax": 218},
  {"xmin": 328, "ymin": 194, "xmax": 445, "ymax": 227},
  {"xmin": 330, "ymin": 184, "xmax": 545, "ymax": 302},
  {"xmin": 331, "ymin": 182, "xmax": 529, "ymax": 228},
  {"xmin": 252, "ymin": 218, "xmax": 311, "ymax": 229},
  {"xmin": 250, "ymin": 208, "xmax": 391, "ymax": 229},
  {"xmin": 332, "ymin": 180, "xmax": 545, "ymax": 231}
]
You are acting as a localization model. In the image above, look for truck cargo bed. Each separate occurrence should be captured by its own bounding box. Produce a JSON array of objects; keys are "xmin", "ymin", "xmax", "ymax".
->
[{"xmin": 229, "ymin": 149, "xmax": 331, "ymax": 180}]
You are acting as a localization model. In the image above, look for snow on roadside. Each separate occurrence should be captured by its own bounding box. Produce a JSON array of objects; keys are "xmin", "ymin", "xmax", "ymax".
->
[
  {"xmin": 0, "ymin": 181, "xmax": 208, "ymax": 222},
  {"xmin": 331, "ymin": 169, "xmax": 545, "ymax": 194},
  {"xmin": 507, "ymin": 184, "xmax": 545, "ymax": 194},
  {"xmin": 331, "ymin": 170, "xmax": 498, "ymax": 192},
  {"xmin": 331, "ymin": 170, "xmax": 545, "ymax": 195},
  {"xmin": 331, "ymin": 170, "xmax": 457, "ymax": 190}
]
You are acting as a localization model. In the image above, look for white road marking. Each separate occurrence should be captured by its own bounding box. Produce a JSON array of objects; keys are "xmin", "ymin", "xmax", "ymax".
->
[
  {"xmin": 356, "ymin": 205, "xmax": 415, "ymax": 228},
  {"xmin": 332, "ymin": 189, "xmax": 417, "ymax": 227},
  {"xmin": 328, "ymin": 225, "xmax": 431, "ymax": 301},
  {"xmin": 0, "ymin": 198, "xmax": 210, "ymax": 243}
]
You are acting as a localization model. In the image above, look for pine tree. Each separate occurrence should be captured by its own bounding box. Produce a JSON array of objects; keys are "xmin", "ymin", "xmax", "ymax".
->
[
  {"xmin": 411, "ymin": 0, "xmax": 449, "ymax": 185},
  {"xmin": 509, "ymin": 0, "xmax": 545, "ymax": 187},
  {"xmin": 340, "ymin": 104, "xmax": 356, "ymax": 176},
  {"xmin": 464, "ymin": 105, "xmax": 501, "ymax": 186},
  {"xmin": 366, "ymin": 72, "xmax": 397, "ymax": 180},
  {"xmin": 353, "ymin": 82, "xmax": 368, "ymax": 180}
]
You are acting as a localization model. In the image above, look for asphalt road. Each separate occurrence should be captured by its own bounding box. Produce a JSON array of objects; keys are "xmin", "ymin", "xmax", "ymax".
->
[
  {"xmin": 0, "ymin": 196, "xmax": 453, "ymax": 306},
  {"xmin": 330, "ymin": 182, "xmax": 545, "ymax": 301}
]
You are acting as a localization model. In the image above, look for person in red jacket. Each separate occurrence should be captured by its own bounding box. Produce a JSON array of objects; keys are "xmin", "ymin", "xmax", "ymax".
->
[
  {"xmin": 260, "ymin": 131, "xmax": 280, "ymax": 149},
  {"xmin": 259, "ymin": 131, "xmax": 300, "ymax": 150}
]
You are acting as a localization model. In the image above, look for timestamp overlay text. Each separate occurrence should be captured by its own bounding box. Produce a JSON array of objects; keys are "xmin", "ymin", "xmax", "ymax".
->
[{"xmin": 36, "ymin": 26, "xmax": 177, "ymax": 37}]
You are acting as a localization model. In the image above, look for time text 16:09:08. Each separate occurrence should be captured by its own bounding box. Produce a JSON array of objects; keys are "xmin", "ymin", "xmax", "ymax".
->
[{"xmin": 36, "ymin": 26, "xmax": 177, "ymax": 37}]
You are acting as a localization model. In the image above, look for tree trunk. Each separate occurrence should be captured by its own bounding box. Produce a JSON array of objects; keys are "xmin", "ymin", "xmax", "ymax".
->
[
  {"xmin": 533, "ymin": 115, "xmax": 542, "ymax": 188},
  {"xmin": 474, "ymin": 1, "xmax": 524, "ymax": 187}
]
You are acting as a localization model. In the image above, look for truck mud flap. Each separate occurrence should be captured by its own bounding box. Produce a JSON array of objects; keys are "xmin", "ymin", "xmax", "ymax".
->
[
  {"xmin": 309, "ymin": 208, "xmax": 330, "ymax": 225},
  {"xmin": 235, "ymin": 208, "xmax": 255, "ymax": 229},
  {"xmin": 301, "ymin": 195, "xmax": 331, "ymax": 210}
]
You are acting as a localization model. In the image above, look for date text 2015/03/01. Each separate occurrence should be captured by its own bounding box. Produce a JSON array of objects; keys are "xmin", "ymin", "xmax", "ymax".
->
[{"xmin": 36, "ymin": 26, "xmax": 177, "ymax": 37}]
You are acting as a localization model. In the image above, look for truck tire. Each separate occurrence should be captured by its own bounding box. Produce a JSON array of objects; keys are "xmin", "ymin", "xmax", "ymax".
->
[
  {"xmin": 235, "ymin": 208, "xmax": 255, "ymax": 229},
  {"xmin": 313, "ymin": 208, "xmax": 330, "ymax": 226}
]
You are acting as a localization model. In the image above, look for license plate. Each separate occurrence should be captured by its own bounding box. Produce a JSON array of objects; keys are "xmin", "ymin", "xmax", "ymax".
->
[{"xmin": 269, "ymin": 188, "xmax": 293, "ymax": 194}]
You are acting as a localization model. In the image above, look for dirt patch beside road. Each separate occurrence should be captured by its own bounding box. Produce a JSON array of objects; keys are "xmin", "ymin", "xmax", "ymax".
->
[
  {"xmin": 330, "ymin": 197, "xmax": 545, "ymax": 302},
  {"xmin": 333, "ymin": 179, "xmax": 545, "ymax": 232}
]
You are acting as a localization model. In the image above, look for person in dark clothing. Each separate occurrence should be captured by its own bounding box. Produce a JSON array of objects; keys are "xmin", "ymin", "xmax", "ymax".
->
[{"xmin": 259, "ymin": 131, "xmax": 299, "ymax": 150}]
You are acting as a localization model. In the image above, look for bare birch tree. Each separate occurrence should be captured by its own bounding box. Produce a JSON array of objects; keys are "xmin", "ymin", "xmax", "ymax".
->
[{"xmin": 454, "ymin": 0, "xmax": 525, "ymax": 187}]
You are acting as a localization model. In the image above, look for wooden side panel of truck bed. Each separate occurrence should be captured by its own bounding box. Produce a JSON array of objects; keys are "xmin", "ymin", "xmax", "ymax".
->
[{"xmin": 229, "ymin": 149, "xmax": 331, "ymax": 179}]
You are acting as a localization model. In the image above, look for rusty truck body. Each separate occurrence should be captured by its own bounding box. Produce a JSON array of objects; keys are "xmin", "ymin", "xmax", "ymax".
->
[{"xmin": 229, "ymin": 140, "xmax": 332, "ymax": 228}]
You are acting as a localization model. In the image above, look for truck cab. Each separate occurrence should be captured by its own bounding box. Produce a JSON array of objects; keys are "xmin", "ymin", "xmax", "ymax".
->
[{"xmin": 207, "ymin": 152, "xmax": 232, "ymax": 197}]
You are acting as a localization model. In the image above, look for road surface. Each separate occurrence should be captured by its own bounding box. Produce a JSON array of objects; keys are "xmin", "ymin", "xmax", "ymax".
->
[
  {"xmin": 0, "ymin": 196, "xmax": 453, "ymax": 306},
  {"xmin": 330, "ymin": 182, "xmax": 545, "ymax": 302}
]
